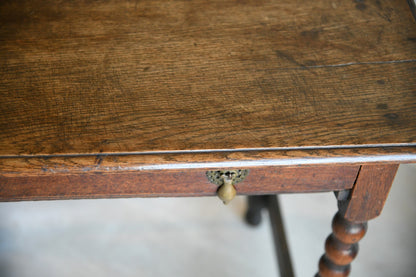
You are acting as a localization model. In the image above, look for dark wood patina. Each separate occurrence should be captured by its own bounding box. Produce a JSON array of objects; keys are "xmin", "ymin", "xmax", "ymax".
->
[{"xmin": 1, "ymin": 0, "xmax": 415, "ymax": 276}]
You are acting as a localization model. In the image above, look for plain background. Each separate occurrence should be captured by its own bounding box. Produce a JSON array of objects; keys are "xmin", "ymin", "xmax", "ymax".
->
[{"xmin": 0, "ymin": 164, "xmax": 415, "ymax": 277}]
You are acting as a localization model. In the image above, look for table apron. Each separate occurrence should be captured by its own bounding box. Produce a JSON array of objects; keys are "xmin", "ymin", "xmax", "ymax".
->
[{"xmin": 0, "ymin": 165, "xmax": 360, "ymax": 201}]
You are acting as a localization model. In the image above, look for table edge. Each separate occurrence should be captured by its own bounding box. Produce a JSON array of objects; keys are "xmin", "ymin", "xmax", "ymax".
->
[{"xmin": 0, "ymin": 145, "xmax": 415, "ymax": 177}]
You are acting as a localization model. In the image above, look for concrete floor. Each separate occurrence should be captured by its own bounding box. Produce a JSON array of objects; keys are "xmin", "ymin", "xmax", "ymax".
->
[{"xmin": 0, "ymin": 164, "xmax": 415, "ymax": 277}]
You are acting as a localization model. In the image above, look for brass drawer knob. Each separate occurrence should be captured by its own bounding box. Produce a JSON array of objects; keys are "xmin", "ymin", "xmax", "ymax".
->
[
  {"xmin": 217, "ymin": 177, "xmax": 236, "ymax": 205},
  {"xmin": 206, "ymin": 170, "xmax": 249, "ymax": 204}
]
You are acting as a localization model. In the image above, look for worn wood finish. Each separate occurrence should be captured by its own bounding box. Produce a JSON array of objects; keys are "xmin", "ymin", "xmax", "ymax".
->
[
  {"xmin": 0, "ymin": 1, "xmax": 415, "ymax": 275},
  {"xmin": 316, "ymin": 212, "xmax": 368, "ymax": 277},
  {"xmin": 339, "ymin": 164, "xmax": 399, "ymax": 222},
  {"xmin": 0, "ymin": 147, "xmax": 414, "ymax": 177},
  {"xmin": 2, "ymin": 63, "xmax": 416, "ymax": 156},
  {"xmin": 0, "ymin": 165, "xmax": 359, "ymax": 201},
  {"xmin": 1, "ymin": 0, "xmax": 416, "ymax": 159}
]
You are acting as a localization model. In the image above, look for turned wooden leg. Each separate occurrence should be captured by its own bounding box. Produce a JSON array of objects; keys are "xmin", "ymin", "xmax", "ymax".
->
[
  {"xmin": 245, "ymin": 195, "xmax": 266, "ymax": 226},
  {"xmin": 316, "ymin": 212, "xmax": 367, "ymax": 277},
  {"xmin": 315, "ymin": 164, "xmax": 398, "ymax": 277}
]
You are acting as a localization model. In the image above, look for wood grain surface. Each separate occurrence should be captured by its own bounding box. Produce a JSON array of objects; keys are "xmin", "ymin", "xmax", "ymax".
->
[
  {"xmin": 1, "ymin": 0, "xmax": 416, "ymax": 161},
  {"xmin": 339, "ymin": 164, "xmax": 399, "ymax": 222},
  {"xmin": 0, "ymin": 146, "xmax": 414, "ymax": 177}
]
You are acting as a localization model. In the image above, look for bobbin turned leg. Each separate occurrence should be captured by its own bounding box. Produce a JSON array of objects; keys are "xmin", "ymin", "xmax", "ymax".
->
[
  {"xmin": 316, "ymin": 212, "xmax": 367, "ymax": 277},
  {"xmin": 315, "ymin": 164, "xmax": 399, "ymax": 277}
]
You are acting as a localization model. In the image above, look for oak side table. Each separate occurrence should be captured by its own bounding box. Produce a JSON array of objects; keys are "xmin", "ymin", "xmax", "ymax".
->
[{"xmin": 1, "ymin": 0, "xmax": 415, "ymax": 276}]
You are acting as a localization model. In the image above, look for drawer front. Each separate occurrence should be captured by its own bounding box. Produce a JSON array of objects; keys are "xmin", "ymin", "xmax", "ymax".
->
[{"xmin": 0, "ymin": 165, "xmax": 360, "ymax": 201}]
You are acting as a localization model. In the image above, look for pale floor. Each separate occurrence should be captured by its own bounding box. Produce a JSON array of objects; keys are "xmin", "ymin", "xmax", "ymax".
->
[{"xmin": 0, "ymin": 164, "xmax": 415, "ymax": 277}]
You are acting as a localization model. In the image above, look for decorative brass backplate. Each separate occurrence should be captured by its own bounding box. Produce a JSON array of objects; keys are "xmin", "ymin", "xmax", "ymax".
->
[
  {"xmin": 206, "ymin": 169, "xmax": 249, "ymax": 186},
  {"xmin": 206, "ymin": 170, "xmax": 249, "ymax": 204}
]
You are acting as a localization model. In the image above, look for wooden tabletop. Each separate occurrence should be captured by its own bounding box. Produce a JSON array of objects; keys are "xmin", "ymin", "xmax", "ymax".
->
[{"xmin": 1, "ymin": 0, "xmax": 416, "ymax": 175}]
